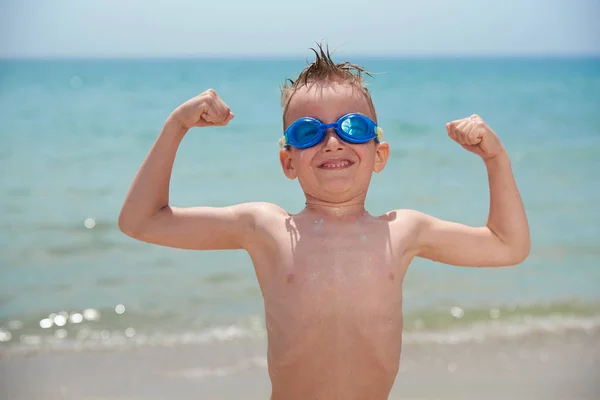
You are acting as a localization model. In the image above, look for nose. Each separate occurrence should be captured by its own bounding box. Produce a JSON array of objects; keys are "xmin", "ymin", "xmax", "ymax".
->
[{"xmin": 322, "ymin": 128, "xmax": 344, "ymax": 152}]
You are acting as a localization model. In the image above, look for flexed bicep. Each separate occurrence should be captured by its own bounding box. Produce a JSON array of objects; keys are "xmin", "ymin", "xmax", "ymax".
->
[
  {"xmin": 414, "ymin": 211, "xmax": 525, "ymax": 268},
  {"xmin": 121, "ymin": 202, "xmax": 260, "ymax": 251}
]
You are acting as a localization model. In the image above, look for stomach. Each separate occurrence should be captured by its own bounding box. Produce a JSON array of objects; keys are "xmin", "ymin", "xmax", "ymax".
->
[{"xmin": 265, "ymin": 309, "xmax": 403, "ymax": 400}]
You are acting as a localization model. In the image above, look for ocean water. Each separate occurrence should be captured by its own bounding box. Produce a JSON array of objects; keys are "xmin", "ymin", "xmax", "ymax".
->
[{"xmin": 1, "ymin": 57, "xmax": 599, "ymax": 356}]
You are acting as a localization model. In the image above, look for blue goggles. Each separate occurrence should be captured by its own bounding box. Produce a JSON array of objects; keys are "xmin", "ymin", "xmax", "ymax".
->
[{"xmin": 279, "ymin": 113, "xmax": 384, "ymax": 149}]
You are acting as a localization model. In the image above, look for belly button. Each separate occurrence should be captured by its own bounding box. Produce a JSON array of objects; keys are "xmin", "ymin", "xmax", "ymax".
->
[
  {"xmin": 286, "ymin": 273, "xmax": 295, "ymax": 284},
  {"xmin": 388, "ymin": 272, "xmax": 395, "ymax": 281}
]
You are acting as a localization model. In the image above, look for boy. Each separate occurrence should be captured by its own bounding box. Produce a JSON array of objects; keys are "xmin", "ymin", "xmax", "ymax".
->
[{"xmin": 118, "ymin": 45, "xmax": 530, "ymax": 400}]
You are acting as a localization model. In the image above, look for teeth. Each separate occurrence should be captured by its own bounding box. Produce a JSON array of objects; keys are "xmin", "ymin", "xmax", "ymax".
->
[{"xmin": 321, "ymin": 161, "xmax": 350, "ymax": 169}]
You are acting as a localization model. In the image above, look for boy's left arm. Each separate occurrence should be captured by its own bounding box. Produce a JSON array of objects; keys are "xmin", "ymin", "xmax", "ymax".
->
[{"xmin": 415, "ymin": 114, "xmax": 530, "ymax": 267}]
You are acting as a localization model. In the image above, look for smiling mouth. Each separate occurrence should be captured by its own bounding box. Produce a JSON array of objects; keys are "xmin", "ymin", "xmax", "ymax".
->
[{"xmin": 318, "ymin": 159, "xmax": 354, "ymax": 169}]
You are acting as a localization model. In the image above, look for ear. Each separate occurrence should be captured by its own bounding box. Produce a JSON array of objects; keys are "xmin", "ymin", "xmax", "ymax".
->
[
  {"xmin": 373, "ymin": 141, "xmax": 390, "ymax": 173},
  {"xmin": 279, "ymin": 148, "xmax": 298, "ymax": 179}
]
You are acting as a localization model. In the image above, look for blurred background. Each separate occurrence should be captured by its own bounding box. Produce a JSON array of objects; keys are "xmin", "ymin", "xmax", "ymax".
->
[{"xmin": 0, "ymin": 1, "xmax": 599, "ymax": 398}]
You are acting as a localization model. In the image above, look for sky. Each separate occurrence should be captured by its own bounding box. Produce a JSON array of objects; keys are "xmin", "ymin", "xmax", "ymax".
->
[{"xmin": 0, "ymin": 0, "xmax": 598, "ymax": 58}]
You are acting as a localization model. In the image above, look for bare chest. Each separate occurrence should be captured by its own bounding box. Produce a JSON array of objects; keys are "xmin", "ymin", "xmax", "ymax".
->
[
  {"xmin": 258, "ymin": 222, "xmax": 409, "ymax": 321},
  {"xmin": 244, "ymin": 212, "xmax": 418, "ymax": 394}
]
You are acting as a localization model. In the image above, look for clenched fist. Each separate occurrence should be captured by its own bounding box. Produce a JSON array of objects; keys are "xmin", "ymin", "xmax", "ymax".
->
[
  {"xmin": 172, "ymin": 89, "xmax": 234, "ymax": 129},
  {"xmin": 446, "ymin": 114, "xmax": 505, "ymax": 160}
]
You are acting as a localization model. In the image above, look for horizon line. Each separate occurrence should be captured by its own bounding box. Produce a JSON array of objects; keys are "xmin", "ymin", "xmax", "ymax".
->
[{"xmin": 1, "ymin": 51, "xmax": 599, "ymax": 61}]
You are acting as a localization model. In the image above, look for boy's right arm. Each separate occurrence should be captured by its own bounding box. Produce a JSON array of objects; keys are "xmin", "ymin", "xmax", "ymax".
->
[{"xmin": 118, "ymin": 89, "xmax": 253, "ymax": 251}]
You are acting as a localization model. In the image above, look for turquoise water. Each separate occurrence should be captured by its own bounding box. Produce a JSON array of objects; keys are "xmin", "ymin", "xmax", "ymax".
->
[{"xmin": 1, "ymin": 57, "xmax": 599, "ymax": 354}]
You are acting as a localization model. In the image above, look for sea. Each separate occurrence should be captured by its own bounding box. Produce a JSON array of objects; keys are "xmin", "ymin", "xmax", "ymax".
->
[{"xmin": 1, "ymin": 56, "xmax": 599, "ymax": 358}]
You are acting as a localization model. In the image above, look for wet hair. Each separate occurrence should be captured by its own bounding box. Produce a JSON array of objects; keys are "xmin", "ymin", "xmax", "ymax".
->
[{"xmin": 280, "ymin": 42, "xmax": 377, "ymax": 125}]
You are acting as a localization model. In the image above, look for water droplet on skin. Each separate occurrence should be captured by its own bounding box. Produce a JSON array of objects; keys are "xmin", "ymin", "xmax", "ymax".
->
[{"xmin": 313, "ymin": 218, "xmax": 324, "ymax": 232}]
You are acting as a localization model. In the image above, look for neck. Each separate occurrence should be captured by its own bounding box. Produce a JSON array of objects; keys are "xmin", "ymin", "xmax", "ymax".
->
[{"xmin": 302, "ymin": 192, "xmax": 369, "ymax": 219}]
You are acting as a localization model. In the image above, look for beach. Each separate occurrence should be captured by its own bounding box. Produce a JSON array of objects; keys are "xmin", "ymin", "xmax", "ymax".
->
[
  {"xmin": 1, "ymin": 56, "xmax": 599, "ymax": 399},
  {"xmin": 2, "ymin": 325, "xmax": 598, "ymax": 400}
]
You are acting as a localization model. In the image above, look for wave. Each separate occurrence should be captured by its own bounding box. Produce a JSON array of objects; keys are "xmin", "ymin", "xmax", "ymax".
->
[{"xmin": 1, "ymin": 300, "xmax": 599, "ymax": 358}]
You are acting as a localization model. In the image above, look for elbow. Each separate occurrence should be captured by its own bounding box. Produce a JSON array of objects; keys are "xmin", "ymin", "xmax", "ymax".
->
[
  {"xmin": 118, "ymin": 206, "xmax": 165, "ymax": 239},
  {"xmin": 507, "ymin": 251, "xmax": 529, "ymax": 266},
  {"xmin": 118, "ymin": 211, "xmax": 141, "ymax": 239},
  {"xmin": 506, "ymin": 240, "xmax": 531, "ymax": 266}
]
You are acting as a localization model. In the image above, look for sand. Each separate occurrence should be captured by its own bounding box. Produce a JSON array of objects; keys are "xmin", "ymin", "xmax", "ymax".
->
[{"xmin": 1, "ymin": 329, "xmax": 598, "ymax": 400}]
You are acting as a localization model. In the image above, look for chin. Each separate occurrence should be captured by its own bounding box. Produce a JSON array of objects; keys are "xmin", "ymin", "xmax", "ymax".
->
[
  {"xmin": 313, "ymin": 178, "xmax": 364, "ymax": 199},
  {"xmin": 320, "ymin": 180, "xmax": 355, "ymax": 194},
  {"xmin": 298, "ymin": 172, "xmax": 371, "ymax": 200}
]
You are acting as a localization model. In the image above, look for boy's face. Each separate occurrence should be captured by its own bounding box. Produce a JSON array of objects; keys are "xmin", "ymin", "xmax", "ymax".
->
[{"xmin": 280, "ymin": 81, "xmax": 390, "ymax": 203}]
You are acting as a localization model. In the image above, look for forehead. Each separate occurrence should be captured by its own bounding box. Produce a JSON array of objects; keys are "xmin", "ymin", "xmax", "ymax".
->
[{"xmin": 284, "ymin": 82, "xmax": 374, "ymax": 127}]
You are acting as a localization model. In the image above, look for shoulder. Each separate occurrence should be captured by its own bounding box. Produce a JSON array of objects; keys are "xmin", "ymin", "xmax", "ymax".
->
[
  {"xmin": 381, "ymin": 209, "xmax": 433, "ymax": 249},
  {"xmin": 232, "ymin": 202, "xmax": 289, "ymax": 251},
  {"xmin": 232, "ymin": 201, "xmax": 289, "ymax": 230},
  {"xmin": 234, "ymin": 201, "xmax": 288, "ymax": 219},
  {"xmin": 381, "ymin": 208, "xmax": 430, "ymax": 226}
]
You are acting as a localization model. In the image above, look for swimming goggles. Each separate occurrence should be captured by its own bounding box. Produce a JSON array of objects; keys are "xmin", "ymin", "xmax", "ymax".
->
[{"xmin": 279, "ymin": 113, "xmax": 384, "ymax": 149}]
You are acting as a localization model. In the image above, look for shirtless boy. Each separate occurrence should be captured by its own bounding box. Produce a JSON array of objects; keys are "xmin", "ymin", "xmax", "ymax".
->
[{"xmin": 118, "ymin": 45, "xmax": 530, "ymax": 400}]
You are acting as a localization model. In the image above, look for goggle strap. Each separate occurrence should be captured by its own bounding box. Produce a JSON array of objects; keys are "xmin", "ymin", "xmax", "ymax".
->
[{"xmin": 278, "ymin": 136, "xmax": 287, "ymax": 149}]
